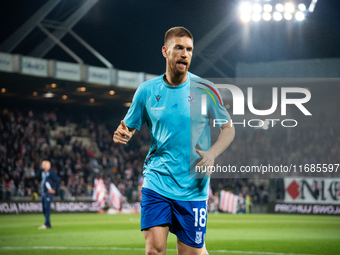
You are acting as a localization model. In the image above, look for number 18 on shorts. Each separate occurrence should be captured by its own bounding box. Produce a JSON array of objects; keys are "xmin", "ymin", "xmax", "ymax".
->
[
  {"xmin": 141, "ymin": 188, "xmax": 207, "ymax": 248},
  {"xmin": 192, "ymin": 205, "xmax": 207, "ymax": 245}
]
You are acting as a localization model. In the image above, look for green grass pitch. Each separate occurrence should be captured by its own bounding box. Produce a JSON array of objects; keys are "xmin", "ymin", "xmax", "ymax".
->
[{"xmin": 0, "ymin": 213, "xmax": 339, "ymax": 255}]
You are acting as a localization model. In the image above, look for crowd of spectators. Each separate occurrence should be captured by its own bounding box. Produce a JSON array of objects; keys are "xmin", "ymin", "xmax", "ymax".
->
[
  {"xmin": 0, "ymin": 108, "xmax": 146, "ymax": 202},
  {"xmin": 1, "ymin": 107, "xmax": 339, "ymax": 206}
]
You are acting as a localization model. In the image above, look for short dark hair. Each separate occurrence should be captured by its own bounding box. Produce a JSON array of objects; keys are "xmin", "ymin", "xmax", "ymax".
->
[{"xmin": 164, "ymin": 27, "xmax": 193, "ymax": 45}]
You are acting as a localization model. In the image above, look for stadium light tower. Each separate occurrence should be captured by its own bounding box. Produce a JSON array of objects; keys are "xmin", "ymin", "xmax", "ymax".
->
[
  {"xmin": 308, "ymin": 0, "xmax": 318, "ymax": 12},
  {"xmin": 239, "ymin": 0, "xmax": 318, "ymax": 23}
]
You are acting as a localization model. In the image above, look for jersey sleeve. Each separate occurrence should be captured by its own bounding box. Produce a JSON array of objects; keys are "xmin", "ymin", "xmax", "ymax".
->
[
  {"xmin": 50, "ymin": 170, "xmax": 60, "ymax": 190},
  {"xmin": 208, "ymin": 86, "xmax": 231, "ymax": 128},
  {"xmin": 123, "ymin": 84, "xmax": 146, "ymax": 130}
]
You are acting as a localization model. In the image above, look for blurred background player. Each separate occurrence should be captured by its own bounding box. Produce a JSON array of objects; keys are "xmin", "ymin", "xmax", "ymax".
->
[
  {"xmin": 114, "ymin": 27, "xmax": 235, "ymax": 255},
  {"xmin": 38, "ymin": 160, "xmax": 60, "ymax": 230}
]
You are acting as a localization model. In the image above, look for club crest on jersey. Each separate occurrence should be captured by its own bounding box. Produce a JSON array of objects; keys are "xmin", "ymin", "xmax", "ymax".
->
[
  {"xmin": 195, "ymin": 231, "xmax": 202, "ymax": 244},
  {"xmin": 187, "ymin": 94, "xmax": 194, "ymax": 104}
]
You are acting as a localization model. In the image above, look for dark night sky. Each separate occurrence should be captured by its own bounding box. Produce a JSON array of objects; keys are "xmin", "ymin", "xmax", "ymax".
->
[{"xmin": 1, "ymin": 0, "xmax": 340, "ymax": 77}]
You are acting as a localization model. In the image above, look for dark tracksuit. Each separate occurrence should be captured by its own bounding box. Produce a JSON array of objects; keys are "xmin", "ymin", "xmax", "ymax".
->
[{"xmin": 41, "ymin": 168, "xmax": 60, "ymax": 227}]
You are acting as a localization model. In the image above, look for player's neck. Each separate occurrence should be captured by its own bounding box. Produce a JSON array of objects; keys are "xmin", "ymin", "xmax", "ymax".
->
[{"xmin": 164, "ymin": 71, "xmax": 187, "ymax": 86}]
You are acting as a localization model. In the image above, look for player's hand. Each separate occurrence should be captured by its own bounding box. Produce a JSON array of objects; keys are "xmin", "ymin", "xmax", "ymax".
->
[
  {"xmin": 48, "ymin": 189, "xmax": 56, "ymax": 194},
  {"xmin": 196, "ymin": 149, "xmax": 215, "ymax": 176},
  {"xmin": 113, "ymin": 120, "xmax": 132, "ymax": 145}
]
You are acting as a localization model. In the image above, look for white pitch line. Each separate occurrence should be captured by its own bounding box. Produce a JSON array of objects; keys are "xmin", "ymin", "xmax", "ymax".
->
[
  {"xmin": 212, "ymin": 250, "xmax": 317, "ymax": 255},
  {"xmin": 0, "ymin": 246, "xmax": 317, "ymax": 255}
]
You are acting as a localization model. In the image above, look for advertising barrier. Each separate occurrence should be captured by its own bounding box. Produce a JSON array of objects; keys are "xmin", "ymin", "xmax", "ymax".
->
[
  {"xmin": 0, "ymin": 201, "xmax": 99, "ymax": 214},
  {"xmin": 55, "ymin": 61, "xmax": 81, "ymax": 81},
  {"xmin": 0, "ymin": 52, "xmax": 13, "ymax": 72},
  {"xmin": 117, "ymin": 70, "xmax": 144, "ymax": 88},
  {"xmin": 284, "ymin": 178, "xmax": 340, "ymax": 204},
  {"xmin": 270, "ymin": 178, "xmax": 340, "ymax": 215},
  {"xmin": 0, "ymin": 201, "xmax": 141, "ymax": 215},
  {"xmin": 21, "ymin": 56, "xmax": 48, "ymax": 77},
  {"xmin": 271, "ymin": 203, "xmax": 340, "ymax": 215},
  {"xmin": 87, "ymin": 66, "xmax": 111, "ymax": 85}
]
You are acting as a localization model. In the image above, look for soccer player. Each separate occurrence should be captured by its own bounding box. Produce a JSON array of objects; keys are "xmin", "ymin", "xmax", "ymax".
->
[
  {"xmin": 38, "ymin": 160, "xmax": 60, "ymax": 230},
  {"xmin": 113, "ymin": 27, "xmax": 235, "ymax": 255}
]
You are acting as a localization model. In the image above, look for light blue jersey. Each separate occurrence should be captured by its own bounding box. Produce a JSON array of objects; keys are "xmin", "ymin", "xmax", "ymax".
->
[{"xmin": 124, "ymin": 72, "xmax": 230, "ymax": 201}]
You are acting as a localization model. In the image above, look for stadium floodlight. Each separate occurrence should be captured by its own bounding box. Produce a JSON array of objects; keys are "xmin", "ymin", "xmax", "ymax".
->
[
  {"xmin": 240, "ymin": 1, "xmax": 252, "ymax": 13},
  {"xmin": 241, "ymin": 13, "xmax": 251, "ymax": 22},
  {"xmin": 253, "ymin": 3, "xmax": 262, "ymax": 13},
  {"xmin": 276, "ymin": 3, "xmax": 284, "ymax": 12},
  {"xmin": 284, "ymin": 12, "xmax": 293, "ymax": 20},
  {"xmin": 263, "ymin": 4, "xmax": 273, "ymax": 12},
  {"xmin": 239, "ymin": 0, "xmax": 311, "ymax": 23},
  {"xmin": 263, "ymin": 12, "xmax": 272, "ymax": 21},
  {"xmin": 285, "ymin": 3, "xmax": 295, "ymax": 13},
  {"xmin": 273, "ymin": 12, "xmax": 283, "ymax": 21},
  {"xmin": 298, "ymin": 3, "xmax": 306, "ymax": 11},
  {"xmin": 252, "ymin": 12, "xmax": 262, "ymax": 21},
  {"xmin": 295, "ymin": 11, "xmax": 305, "ymax": 21},
  {"xmin": 309, "ymin": 0, "xmax": 318, "ymax": 12}
]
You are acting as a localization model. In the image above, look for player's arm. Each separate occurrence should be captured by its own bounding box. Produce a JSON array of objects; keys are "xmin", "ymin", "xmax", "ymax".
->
[
  {"xmin": 46, "ymin": 183, "xmax": 56, "ymax": 194},
  {"xmin": 114, "ymin": 83, "xmax": 145, "ymax": 145},
  {"xmin": 196, "ymin": 120, "xmax": 235, "ymax": 175},
  {"xmin": 113, "ymin": 120, "xmax": 136, "ymax": 145},
  {"xmin": 47, "ymin": 170, "xmax": 60, "ymax": 194}
]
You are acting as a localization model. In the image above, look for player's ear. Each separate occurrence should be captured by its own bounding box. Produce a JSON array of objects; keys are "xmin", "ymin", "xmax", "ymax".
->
[{"xmin": 162, "ymin": 46, "xmax": 168, "ymax": 58}]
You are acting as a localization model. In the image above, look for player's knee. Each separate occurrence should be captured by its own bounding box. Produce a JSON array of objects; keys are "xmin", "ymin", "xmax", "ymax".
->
[
  {"xmin": 145, "ymin": 244, "xmax": 165, "ymax": 255},
  {"xmin": 145, "ymin": 249, "xmax": 157, "ymax": 255}
]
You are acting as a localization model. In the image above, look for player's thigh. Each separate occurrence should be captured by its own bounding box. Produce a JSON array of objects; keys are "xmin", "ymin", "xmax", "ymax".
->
[
  {"xmin": 141, "ymin": 188, "xmax": 173, "ymax": 254},
  {"xmin": 143, "ymin": 224, "xmax": 170, "ymax": 254},
  {"xmin": 172, "ymin": 200, "xmax": 208, "ymax": 249},
  {"xmin": 177, "ymin": 238, "xmax": 205, "ymax": 255},
  {"xmin": 141, "ymin": 188, "xmax": 172, "ymax": 230}
]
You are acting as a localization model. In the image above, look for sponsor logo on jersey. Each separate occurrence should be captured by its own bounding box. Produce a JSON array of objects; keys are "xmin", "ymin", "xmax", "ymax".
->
[
  {"xmin": 155, "ymin": 95, "xmax": 161, "ymax": 102},
  {"xmin": 151, "ymin": 107, "xmax": 165, "ymax": 110}
]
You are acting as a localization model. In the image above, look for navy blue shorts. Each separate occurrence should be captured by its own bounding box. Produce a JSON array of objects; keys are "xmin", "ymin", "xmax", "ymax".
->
[{"xmin": 140, "ymin": 188, "xmax": 207, "ymax": 248}]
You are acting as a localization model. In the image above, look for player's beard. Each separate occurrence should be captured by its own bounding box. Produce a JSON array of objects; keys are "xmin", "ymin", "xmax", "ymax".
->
[{"xmin": 169, "ymin": 61, "xmax": 189, "ymax": 76}]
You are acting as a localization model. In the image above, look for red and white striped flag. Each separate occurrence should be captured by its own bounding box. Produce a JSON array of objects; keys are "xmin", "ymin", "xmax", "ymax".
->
[
  {"xmin": 92, "ymin": 178, "xmax": 106, "ymax": 209},
  {"xmin": 138, "ymin": 177, "xmax": 143, "ymax": 201},
  {"xmin": 209, "ymin": 183, "xmax": 213, "ymax": 199},
  {"xmin": 219, "ymin": 190, "xmax": 238, "ymax": 214},
  {"xmin": 109, "ymin": 183, "xmax": 122, "ymax": 209}
]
